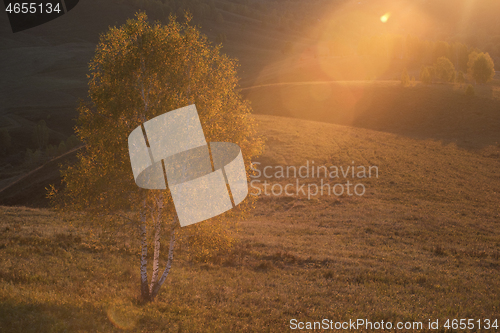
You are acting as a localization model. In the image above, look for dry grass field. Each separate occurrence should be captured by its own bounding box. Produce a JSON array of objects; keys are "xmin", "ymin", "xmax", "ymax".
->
[{"xmin": 1, "ymin": 115, "xmax": 499, "ymax": 332}]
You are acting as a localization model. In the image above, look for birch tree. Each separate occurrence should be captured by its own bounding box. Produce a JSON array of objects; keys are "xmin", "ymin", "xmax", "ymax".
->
[{"xmin": 48, "ymin": 12, "xmax": 262, "ymax": 302}]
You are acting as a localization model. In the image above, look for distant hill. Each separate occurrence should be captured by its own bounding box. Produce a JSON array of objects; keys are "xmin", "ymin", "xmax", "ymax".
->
[{"xmin": 244, "ymin": 81, "xmax": 500, "ymax": 150}]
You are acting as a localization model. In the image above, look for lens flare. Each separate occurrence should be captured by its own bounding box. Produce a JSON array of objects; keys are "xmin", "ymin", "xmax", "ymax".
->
[
  {"xmin": 106, "ymin": 300, "xmax": 140, "ymax": 330},
  {"xmin": 380, "ymin": 12, "xmax": 391, "ymax": 23}
]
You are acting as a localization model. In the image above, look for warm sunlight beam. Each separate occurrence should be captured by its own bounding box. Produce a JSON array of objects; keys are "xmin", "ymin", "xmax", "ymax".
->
[{"xmin": 380, "ymin": 12, "xmax": 391, "ymax": 23}]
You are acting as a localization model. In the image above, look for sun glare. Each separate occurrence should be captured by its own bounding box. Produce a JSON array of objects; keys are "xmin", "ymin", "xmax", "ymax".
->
[{"xmin": 380, "ymin": 12, "xmax": 391, "ymax": 23}]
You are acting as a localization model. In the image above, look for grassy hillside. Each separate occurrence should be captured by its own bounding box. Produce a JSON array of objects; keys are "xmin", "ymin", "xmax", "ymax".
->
[{"xmin": 1, "ymin": 115, "xmax": 499, "ymax": 332}]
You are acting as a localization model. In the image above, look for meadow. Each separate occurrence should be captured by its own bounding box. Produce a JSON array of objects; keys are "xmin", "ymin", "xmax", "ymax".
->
[{"xmin": 1, "ymin": 114, "xmax": 499, "ymax": 332}]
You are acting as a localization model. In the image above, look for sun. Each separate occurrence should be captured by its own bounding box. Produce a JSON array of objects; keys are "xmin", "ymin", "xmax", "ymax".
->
[{"xmin": 380, "ymin": 12, "xmax": 391, "ymax": 23}]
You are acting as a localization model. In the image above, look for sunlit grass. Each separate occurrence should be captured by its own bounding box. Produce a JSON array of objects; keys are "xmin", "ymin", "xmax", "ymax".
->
[{"xmin": 1, "ymin": 115, "xmax": 500, "ymax": 332}]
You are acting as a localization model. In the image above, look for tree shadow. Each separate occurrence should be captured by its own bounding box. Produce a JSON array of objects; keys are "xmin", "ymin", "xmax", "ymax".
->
[{"xmin": 0, "ymin": 298, "xmax": 113, "ymax": 333}]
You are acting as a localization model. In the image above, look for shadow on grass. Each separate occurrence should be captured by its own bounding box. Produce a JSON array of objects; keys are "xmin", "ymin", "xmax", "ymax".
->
[{"xmin": 0, "ymin": 299, "xmax": 111, "ymax": 333}]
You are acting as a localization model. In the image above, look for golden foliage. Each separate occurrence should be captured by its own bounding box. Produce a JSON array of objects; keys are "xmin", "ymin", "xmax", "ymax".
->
[{"xmin": 50, "ymin": 12, "xmax": 264, "ymax": 259}]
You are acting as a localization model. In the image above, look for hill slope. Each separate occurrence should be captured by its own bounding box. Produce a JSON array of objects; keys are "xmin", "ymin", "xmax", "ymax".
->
[{"xmin": 1, "ymin": 114, "xmax": 499, "ymax": 332}]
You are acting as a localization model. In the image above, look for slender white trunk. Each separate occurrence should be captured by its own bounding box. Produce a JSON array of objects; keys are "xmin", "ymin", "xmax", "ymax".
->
[
  {"xmin": 149, "ymin": 195, "xmax": 163, "ymax": 295},
  {"xmin": 151, "ymin": 217, "xmax": 177, "ymax": 300},
  {"xmin": 139, "ymin": 210, "xmax": 149, "ymax": 301}
]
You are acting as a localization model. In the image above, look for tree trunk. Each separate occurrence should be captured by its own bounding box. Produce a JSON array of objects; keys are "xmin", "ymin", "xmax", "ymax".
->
[
  {"xmin": 150, "ymin": 217, "xmax": 177, "ymax": 300},
  {"xmin": 149, "ymin": 195, "xmax": 163, "ymax": 295},
  {"xmin": 139, "ymin": 211, "xmax": 149, "ymax": 301}
]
